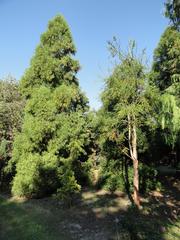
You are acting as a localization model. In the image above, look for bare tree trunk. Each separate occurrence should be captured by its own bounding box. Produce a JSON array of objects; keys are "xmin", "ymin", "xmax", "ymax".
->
[
  {"xmin": 128, "ymin": 114, "xmax": 140, "ymax": 208},
  {"xmin": 132, "ymin": 157, "xmax": 140, "ymax": 207}
]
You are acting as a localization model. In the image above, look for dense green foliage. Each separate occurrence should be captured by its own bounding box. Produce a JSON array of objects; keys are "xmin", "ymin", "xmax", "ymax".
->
[
  {"xmin": 151, "ymin": 25, "xmax": 180, "ymax": 166},
  {"xmin": 10, "ymin": 15, "xmax": 92, "ymax": 198},
  {"xmin": 0, "ymin": 76, "xmax": 23, "ymax": 189},
  {"xmin": 100, "ymin": 40, "xmax": 148, "ymax": 153},
  {"xmin": 0, "ymin": 1, "xmax": 179, "ymax": 206},
  {"xmin": 0, "ymin": 3, "xmax": 179, "ymax": 240},
  {"xmin": 97, "ymin": 40, "xmax": 160, "ymax": 197},
  {"xmin": 151, "ymin": 27, "xmax": 180, "ymax": 91}
]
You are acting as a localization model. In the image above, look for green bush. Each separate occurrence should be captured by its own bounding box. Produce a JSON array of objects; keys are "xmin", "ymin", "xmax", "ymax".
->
[
  {"xmin": 55, "ymin": 167, "xmax": 81, "ymax": 206},
  {"xmin": 97, "ymin": 158, "xmax": 133, "ymax": 192},
  {"xmin": 139, "ymin": 164, "xmax": 162, "ymax": 193},
  {"xmin": 97, "ymin": 158, "xmax": 161, "ymax": 194}
]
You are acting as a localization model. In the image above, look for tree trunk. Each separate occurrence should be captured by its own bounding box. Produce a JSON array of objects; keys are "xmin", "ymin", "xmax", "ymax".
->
[
  {"xmin": 133, "ymin": 158, "xmax": 140, "ymax": 207},
  {"xmin": 128, "ymin": 114, "xmax": 140, "ymax": 208}
]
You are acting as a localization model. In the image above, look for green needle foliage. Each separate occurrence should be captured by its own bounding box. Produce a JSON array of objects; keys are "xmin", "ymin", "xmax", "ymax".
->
[
  {"xmin": 10, "ymin": 15, "xmax": 91, "ymax": 198},
  {"xmin": 161, "ymin": 92, "xmax": 180, "ymax": 147},
  {"xmin": 0, "ymin": 76, "xmax": 23, "ymax": 189},
  {"xmin": 100, "ymin": 39, "xmax": 157, "ymax": 206},
  {"xmin": 151, "ymin": 26, "xmax": 180, "ymax": 153},
  {"xmin": 151, "ymin": 27, "xmax": 180, "ymax": 91}
]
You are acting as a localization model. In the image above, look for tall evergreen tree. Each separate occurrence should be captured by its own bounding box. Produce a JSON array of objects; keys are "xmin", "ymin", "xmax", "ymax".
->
[
  {"xmin": 151, "ymin": 26, "xmax": 180, "ymax": 165},
  {"xmin": 100, "ymin": 39, "xmax": 154, "ymax": 207},
  {"xmin": 10, "ymin": 15, "xmax": 91, "ymax": 198}
]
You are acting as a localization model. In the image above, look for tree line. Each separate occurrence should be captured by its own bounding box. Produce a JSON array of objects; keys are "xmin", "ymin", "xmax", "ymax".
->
[{"xmin": 0, "ymin": 0, "xmax": 179, "ymax": 207}]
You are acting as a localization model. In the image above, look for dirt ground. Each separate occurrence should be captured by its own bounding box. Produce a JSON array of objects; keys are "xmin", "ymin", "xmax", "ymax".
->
[{"xmin": 0, "ymin": 177, "xmax": 179, "ymax": 240}]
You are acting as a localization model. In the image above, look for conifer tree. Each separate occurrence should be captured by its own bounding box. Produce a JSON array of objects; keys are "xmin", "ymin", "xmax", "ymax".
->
[
  {"xmin": 0, "ymin": 76, "xmax": 23, "ymax": 188},
  {"xmin": 10, "ymin": 15, "xmax": 91, "ymax": 198},
  {"xmin": 100, "ymin": 39, "xmax": 154, "ymax": 207},
  {"xmin": 151, "ymin": 27, "xmax": 180, "ymax": 91},
  {"xmin": 151, "ymin": 26, "xmax": 180, "ymax": 164}
]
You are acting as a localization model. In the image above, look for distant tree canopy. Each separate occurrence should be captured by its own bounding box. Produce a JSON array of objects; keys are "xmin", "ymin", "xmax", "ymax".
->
[
  {"xmin": 151, "ymin": 27, "xmax": 180, "ymax": 91},
  {"xmin": 10, "ymin": 15, "xmax": 92, "ymax": 198},
  {"xmin": 0, "ymin": 76, "xmax": 23, "ymax": 188},
  {"xmin": 165, "ymin": 0, "xmax": 180, "ymax": 30}
]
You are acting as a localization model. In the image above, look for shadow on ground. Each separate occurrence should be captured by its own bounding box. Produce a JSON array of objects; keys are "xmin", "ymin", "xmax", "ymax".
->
[{"xmin": 0, "ymin": 176, "xmax": 179, "ymax": 240}]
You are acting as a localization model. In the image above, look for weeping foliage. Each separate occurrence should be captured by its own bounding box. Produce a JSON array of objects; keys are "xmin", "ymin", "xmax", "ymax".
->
[
  {"xmin": 161, "ymin": 91, "xmax": 180, "ymax": 148},
  {"xmin": 151, "ymin": 24, "xmax": 180, "ymax": 156}
]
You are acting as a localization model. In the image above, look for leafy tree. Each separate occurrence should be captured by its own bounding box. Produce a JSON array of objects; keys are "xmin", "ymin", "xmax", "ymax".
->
[
  {"xmin": 100, "ymin": 39, "xmax": 155, "ymax": 207},
  {"xmin": 165, "ymin": 0, "xmax": 180, "ymax": 30},
  {"xmin": 0, "ymin": 76, "xmax": 23, "ymax": 188},
  {"xmin": 151, "ymin": 27, "xmax": 180, "ymax": 91},
  {"xmin": 151, "ymin": 26, "xmax": 180, "ymax": 165},
  {"xmin": 10, "ymin": 15, "xmax": 91, "ymax": 198}
]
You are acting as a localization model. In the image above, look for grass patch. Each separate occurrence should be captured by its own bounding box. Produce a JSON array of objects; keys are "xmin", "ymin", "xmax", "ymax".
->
[
  {"xmin": 0, "ymin": 178, "xmax": 179, "ymax": 240},
  {"xmin": 0, "ymin": 196, "xmax": 69, "ymax": 240}
]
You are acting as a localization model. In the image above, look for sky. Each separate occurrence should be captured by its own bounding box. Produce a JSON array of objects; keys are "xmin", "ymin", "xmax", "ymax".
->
[{"xmin": 0, "ymin": 0, "xmax": 168, "ymax": 109}]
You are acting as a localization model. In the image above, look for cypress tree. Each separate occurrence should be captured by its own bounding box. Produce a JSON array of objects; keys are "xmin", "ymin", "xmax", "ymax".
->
[{"xmin": 10, "ymin": 15, "xmax": 90, "ymax": 198}]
